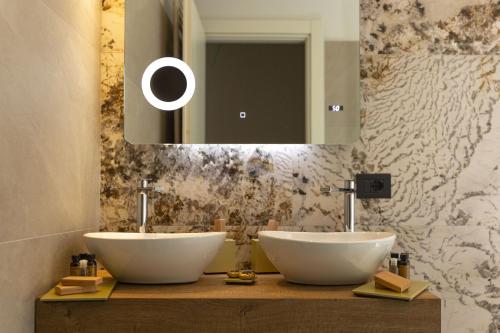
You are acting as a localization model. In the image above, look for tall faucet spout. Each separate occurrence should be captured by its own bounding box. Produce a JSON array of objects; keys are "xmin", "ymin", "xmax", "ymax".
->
[
  {"xmin": 343, "ymin": 180, "xmax": 355, "ymax": 232},
  {"xmin": 137, "ymin": 192, "xmax": 148, "ymax": 233},
  {"xmin": 137, "ymin": 180, "xmax": 149, "ymax": 233},
  {"xmin": 136, "ymin": 179, "xmax": 164, "ymax": 233},
  {"xmin": 320, "ymin": 180, "xmax": 356, "ymax": 232}
]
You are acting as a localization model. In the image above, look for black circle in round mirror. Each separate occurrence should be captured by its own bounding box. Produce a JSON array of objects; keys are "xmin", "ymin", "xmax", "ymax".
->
[{"xmin": 150, "ymin": 66, "xmax": 188, "ymax": 103}]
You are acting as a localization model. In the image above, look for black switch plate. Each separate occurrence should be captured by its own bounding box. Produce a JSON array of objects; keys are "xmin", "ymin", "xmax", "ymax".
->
[{"xmin": 355, "ymin": 174, "xmax": 391, "ymax": 199}]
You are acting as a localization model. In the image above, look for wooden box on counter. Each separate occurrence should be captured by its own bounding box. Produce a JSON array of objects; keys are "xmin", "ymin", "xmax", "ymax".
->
[{"xmin": 36, "ymin": 274, "xmax": 441, "ymax": 333}]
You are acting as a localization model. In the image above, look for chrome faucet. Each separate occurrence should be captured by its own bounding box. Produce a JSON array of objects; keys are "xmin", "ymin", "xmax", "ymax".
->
[
  {"xmin": 320, "ymin": 180, "xmax": 356, "ymax": 232},
  {"xmin": 137, "ymin": 179, "xmax": 164, "ymax": 233}
]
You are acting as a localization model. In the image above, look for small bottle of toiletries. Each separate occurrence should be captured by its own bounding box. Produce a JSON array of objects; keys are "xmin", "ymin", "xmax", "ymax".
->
[
  {"xmin": 389, "ymin": 258, "xmax": 399, "ymax": 274},
  {"xmin": 79, "ymin": 259, "xmax": 89, "ymax": 277},
  {"xmin": 87, "ymin": 254, "xmax": 97, "ymax": 277},
  {"xmin": 398, "ymin": 253, "xmax": 410, "ymax": 279},
  {"xmin": 390, "ymin": 252, "xmax": 399, "ymax": 264},
  {"xmin": 389, "ymin": 252, "xmax": 399, "ymax": 274},
  {"xmin": 70, "ymin": 255, "xmax": 81, "ymax": 276},
  {"xmin": 78, "ymin": 253, "xmax": 88, "ymax": 276}
]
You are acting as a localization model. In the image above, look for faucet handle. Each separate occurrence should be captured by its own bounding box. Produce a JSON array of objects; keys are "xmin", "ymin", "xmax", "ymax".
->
[
  {"xmin": 320, "ymin": 183, "xmax": 345, "ymax": 193},
  {"xmin": 320, "ymin": 186, "xmax": 335, "ymax": 193},
  {"xmin": 321, "ymin": 180, "xmax": 355, "ymax": 194},
  {"xmin": 137, "ymin": 179, "xmax": 164, "ymax": 193}
]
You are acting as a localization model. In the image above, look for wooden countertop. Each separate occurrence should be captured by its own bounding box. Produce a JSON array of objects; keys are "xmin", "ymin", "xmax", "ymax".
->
[
  {"xmin": 36, "ymin": 274, "xmax": 441, "ymax": 333},
  {"xmin": 110, "ymin": 274, "xmax": 439, "ymax": 300}
]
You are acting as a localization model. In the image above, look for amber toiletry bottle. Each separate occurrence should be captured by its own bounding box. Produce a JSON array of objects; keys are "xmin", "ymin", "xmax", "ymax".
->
[
  {"xmin": 398, "ymin": 253, "xmax": 410, "ymax": 279},
  {"xmin": 70, "ymin": 255, "xmax": 81, "ymax": 276},
  {"xmin": 88, "ymin": 254, "xmax": 97, "ymax": 277}
]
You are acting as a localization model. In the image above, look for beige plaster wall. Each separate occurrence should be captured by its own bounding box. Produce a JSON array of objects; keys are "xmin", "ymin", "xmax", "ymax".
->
[{"xmin": 0, "ymin": 0, "xmax": 101, "ymax": 331}]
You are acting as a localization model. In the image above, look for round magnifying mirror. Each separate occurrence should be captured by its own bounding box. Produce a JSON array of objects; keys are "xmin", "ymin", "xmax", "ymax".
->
[{"xmin": 141, "ymin": 57, "xmax": 196, "ymax": 111}]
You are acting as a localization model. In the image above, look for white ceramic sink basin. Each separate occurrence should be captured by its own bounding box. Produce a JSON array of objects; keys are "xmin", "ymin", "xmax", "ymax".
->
[
  {"xmin": 259, "ymin": 231, "xmax": 395, "ymax": 285},
  {"xmin": 84, "ymin": 232, "xmax": 226, "ymax": 284}
]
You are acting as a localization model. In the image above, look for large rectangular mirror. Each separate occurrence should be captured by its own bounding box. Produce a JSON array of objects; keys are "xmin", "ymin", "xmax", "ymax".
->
[{"xmin": 125, "ymin": 0, "xmax": 360, "ymax": 144}]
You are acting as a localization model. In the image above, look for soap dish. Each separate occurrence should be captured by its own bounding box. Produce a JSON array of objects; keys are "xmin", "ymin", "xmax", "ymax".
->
[{"xmin": 224, "ymin": 278, "xmax": 256, "ymax": 285}]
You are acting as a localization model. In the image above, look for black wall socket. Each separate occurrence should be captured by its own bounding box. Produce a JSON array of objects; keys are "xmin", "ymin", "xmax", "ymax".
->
[{"xmin": 355, "ymin": 174, "xmax": 391, "ymax": 199}]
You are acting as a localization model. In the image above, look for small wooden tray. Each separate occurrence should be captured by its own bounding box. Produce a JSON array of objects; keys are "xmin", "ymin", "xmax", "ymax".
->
[{"xmin": 352, "ymin": 280, "xmax": 430, "ymax": 301}]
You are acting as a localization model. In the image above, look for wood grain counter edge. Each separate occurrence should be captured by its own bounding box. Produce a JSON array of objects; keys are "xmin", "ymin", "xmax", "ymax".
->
[{"xmin": 36, "ymin": 274, "xmax": 441, "ymax": 333}]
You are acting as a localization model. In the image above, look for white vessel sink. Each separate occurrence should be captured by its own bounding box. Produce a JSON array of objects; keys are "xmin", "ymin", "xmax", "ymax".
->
[
  {"xmin": 84, "ymin": 232, "xmax": 226, "ymax": 284},
  {"xmin": 259, "ymin": 231, "xmax": 395, "ymax": 285}
]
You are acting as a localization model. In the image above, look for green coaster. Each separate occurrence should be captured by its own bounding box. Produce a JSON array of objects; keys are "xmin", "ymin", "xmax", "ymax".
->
[
  {"xmin": 40, "ymin": 277, "xmax": 117, "ymax": 302},
  {"xmin": 352, "ymin": 280, "xmax": 430, "ymax": 301}
]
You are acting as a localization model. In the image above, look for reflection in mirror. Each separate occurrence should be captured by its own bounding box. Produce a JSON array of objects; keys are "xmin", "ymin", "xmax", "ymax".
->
[
  {"xmin": 125, "ymin": 0, "xmax": 360, "ymax": 144},
  {"xmin": 206, "ymin": 43, "xmax": 306, "ymax": 144},
  {"xmin": 125, "ymin": 0, "xmax": 184, "ymax": 143}
]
